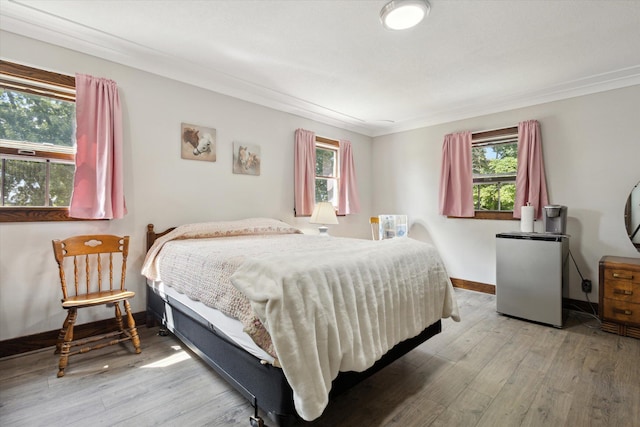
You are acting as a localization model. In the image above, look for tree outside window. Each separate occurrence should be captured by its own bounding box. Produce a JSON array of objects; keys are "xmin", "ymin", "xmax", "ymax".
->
[
  {"xmin": 0, "ymin": 60, "xmax": 77, "ymax": 222},
  {"xmin": 315, "ymin": 141, "xmax": 339, "ymax": 206},
  {"xmin": 471, "ymin": 130, "xmax": 518, "ymax": 213},
  {"xmin": 1, "ymin": 89, "xmax": 75, "ymax": 207}
]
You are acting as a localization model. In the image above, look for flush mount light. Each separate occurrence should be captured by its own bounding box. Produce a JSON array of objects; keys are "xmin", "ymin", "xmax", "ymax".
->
[{"xmin": 380, "ymin": 0, "xmax": 430, "ymax": 30}]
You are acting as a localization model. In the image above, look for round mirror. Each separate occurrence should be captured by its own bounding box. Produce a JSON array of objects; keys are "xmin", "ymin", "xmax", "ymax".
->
[{"xmin": 624, "ymin": 181, "xmax": 640, "ymax": 251}]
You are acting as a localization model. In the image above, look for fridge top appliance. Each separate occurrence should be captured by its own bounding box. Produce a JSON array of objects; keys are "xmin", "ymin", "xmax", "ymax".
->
[{"xmin": 543, "ymin": 205, "xmax": 568, "ymax": 234}]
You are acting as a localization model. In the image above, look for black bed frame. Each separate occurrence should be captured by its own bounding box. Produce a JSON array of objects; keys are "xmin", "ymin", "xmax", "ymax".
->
[{"xmin": 145, "ymin": 224, "xmax": 442, "ymax": 426}]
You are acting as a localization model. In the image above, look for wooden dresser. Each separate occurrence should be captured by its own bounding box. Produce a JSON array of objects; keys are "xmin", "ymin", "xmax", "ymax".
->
[{"xmin": 599, "ymin": 256, "xmax": 640, "ymax": 338}]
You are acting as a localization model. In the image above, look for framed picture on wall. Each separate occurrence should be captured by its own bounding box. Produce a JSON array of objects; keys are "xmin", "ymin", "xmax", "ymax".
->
[
  {"xmin": 233, "ymin": 141, "xmax": 261, "ymax": 176},
  {"xmin": 181, "ymin": 123, "xmax": 216, "ymax": 162}
]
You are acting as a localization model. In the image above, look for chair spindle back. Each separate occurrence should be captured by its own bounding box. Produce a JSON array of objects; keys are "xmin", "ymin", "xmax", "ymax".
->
[{"xmin": 52, "ymin": 235, "xmax": 129, "ymax": 300}]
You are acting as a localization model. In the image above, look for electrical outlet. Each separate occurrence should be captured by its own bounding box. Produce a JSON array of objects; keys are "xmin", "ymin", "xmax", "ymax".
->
[{"xmin": 581, "ymin": 279, "xmax": 592, "ymax": 293}]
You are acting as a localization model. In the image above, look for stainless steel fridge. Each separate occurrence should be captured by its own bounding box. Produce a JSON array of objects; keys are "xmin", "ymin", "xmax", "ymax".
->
[{"xmin": 495, "ymin": 232, "xmax": 569, "ymax": 328}]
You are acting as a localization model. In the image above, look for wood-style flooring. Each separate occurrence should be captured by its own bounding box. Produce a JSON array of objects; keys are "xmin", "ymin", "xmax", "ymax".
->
[{"xmin": 1, "ymin": 289, "xmax": 638, "ymax": 427}]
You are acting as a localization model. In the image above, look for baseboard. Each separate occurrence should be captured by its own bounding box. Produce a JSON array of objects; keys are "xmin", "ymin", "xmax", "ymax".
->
[
  {"xmin": 2, "ymin": 282, "xmax": 599, "ymax": 359},
  {"xmin": 0, "ymin": 311, "xmax": 147, "ymax": 359},
  {"xmin": 450, "ymin": 277, "xmax": 599, "ymax": 315},
  {"xmin": 563, "ymin": 297, "xmax": 599, "ymax": 315},
  {"xmin": 450, "ymin": 278, "xmax": 496, "ymax": 294}
]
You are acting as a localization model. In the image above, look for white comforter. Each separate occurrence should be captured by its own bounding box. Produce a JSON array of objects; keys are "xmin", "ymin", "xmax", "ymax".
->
[{"xmin": 231, "ymin": 236, "xmax": 460, "ymax": 421}]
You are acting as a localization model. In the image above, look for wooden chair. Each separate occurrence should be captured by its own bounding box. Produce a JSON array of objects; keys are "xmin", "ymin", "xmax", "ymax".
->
[{"xmin": 52, "ymin": 234, "xmax": 141, "ymax": 377}]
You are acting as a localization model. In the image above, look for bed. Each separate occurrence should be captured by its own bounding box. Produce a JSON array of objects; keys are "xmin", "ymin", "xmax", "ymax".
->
[{"xmin": 142, "ymin": 218, "xmax": 459, "ymax": 426}]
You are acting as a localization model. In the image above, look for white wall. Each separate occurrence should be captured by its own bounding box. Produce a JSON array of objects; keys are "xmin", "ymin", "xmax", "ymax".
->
[
  {"xmin": 0, "ymin": 31, "xmax": 373, "ymax": 340},
  {"xmin": 2, "ymin": 29, "xmax": 639, "ymax": 342},
  {"xmin": 372, "ymin": 85, "xmax": 640, "ymax": 300}
]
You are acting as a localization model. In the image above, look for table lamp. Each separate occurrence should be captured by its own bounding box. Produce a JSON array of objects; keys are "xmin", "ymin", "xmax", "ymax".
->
[{"xmin": 309, "ymin": 202, "xmax": 338, "ymax": 235}]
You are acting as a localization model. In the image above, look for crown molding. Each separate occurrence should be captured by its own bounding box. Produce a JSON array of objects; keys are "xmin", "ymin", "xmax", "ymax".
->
[
  {"xmin": 2, "ymin": 1, "xmax": 639, "ymax": 139},
  {"xmin": 378, "ymin": 66, "xmax": 640, "ymax": 137},
  {"xmin": 0, "ymin": 2, "xmax": 376, "ymax": 136}
]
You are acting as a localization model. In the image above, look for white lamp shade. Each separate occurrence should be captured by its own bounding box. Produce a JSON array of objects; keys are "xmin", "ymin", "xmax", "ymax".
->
[
  {"xmin": 309, "ymin": 202, "xmax": 339, "ymax": 225},
  {"xmin": 380, "ymin": 0, "xmax": 430, "ymax": 31}
]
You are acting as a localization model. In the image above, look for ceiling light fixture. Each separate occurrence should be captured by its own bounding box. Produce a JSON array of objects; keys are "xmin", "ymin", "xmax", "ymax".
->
[{"xmin": 380, "ymin": 0, "xmax": 430, "ymax": 31}]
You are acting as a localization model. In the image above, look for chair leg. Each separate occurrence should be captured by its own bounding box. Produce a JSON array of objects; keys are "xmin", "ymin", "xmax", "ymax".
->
[
  {"xmin": 55, "ymin": 311, "xmax": 72, "ymax": 354},
  {"xmin": 123, "ymin": 300, "xmax": 141, "ymax": 354},
  {"xmin": 114, "ymin": 302, "xmax": 125, "ymax": 334},
  {"xmin": 58, "ymin": 308, "xmax": 77, "ymax": 378}
]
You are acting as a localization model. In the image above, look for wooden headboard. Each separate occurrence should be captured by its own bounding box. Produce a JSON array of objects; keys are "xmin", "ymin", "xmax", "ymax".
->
[{"xmin": 146, "ymin": 224, "xmax": 176, "ymax": 252}]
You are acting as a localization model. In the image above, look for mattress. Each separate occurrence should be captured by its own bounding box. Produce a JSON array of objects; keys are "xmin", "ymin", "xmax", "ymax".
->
[
  {"xmin": 146, "ymin": 279, "xmax": 275, "ymax": 365},
  {"xmin": 142, "ymin": 218, "xmax": 460, "ymax": 421}
]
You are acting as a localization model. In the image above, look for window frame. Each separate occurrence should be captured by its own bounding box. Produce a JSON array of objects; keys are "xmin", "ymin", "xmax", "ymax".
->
[
  {"xmin": 314, "ymin": 136, "xmax": 340, "ymax": 209},
  {"xmin": 449, "ymin": 126, "xmax": 519, "ymax": 220},
  {"xmin": 0, "ymin": 60, "xmax": 80, "ymax": 223}
]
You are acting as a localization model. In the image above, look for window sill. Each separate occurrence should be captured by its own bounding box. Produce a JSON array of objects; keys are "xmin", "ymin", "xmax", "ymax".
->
[
  {"xmin": 0, "ymin": 207, "xmax": 92, "ymax": 222},
  {"xmin": 448, "ymin": 211, "xmax": 516, "ymax": 220}
]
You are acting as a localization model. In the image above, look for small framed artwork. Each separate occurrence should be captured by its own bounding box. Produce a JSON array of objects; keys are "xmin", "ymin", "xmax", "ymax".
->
[
  {"xmin": 233, "ymin": 142, "xmax": 261, "ymax": 176},
  {"xmin": 181, "ymin": 123, "xmax": 216, "ymax": 162}
]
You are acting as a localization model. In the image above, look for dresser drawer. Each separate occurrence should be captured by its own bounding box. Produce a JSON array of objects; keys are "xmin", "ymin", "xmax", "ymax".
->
[
  {"xmin": 602, "ymin": 280, "xmax": 640, "ymax": 303},
  {"xmin": 602, "ymin": 299, "xmax": 640, "ymax": 325},
  {"xmin": 604, "ymin": 268, "xmax": 640, "ymax": 284},
  {"xmin": 599, "ymin": 256, "xmax": 640, "ymax": 338}
]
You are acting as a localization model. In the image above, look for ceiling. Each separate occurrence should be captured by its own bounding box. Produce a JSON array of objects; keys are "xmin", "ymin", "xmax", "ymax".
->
[{"xmin": 1, "ymin": 0, "xmax": 639, "ymax": 137}]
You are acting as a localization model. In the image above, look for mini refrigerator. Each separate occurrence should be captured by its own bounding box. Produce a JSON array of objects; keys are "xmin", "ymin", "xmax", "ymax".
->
[{"xmin": 495, "ymin": 232, "xmax": 569, "ymax": 328}]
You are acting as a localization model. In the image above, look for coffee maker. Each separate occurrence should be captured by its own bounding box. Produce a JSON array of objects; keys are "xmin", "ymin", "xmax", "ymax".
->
[{"xmin": 543, "ymin": 205, "xmax": 567, "ymax": 234}]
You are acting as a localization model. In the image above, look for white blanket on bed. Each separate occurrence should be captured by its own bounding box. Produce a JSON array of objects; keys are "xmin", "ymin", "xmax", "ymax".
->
[{"xmin": 231, "ymin": 237, "xmax": 459, "ymax": 421}]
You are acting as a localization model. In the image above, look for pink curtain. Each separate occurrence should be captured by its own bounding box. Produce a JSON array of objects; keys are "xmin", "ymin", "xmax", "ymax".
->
[
  {"xmin": 294, "ymin": 128, "xmax": 316, "ymax": 216},
  {"xmin": 513, "ymin": 120, "xmax": 549, "ymax": 219},
  {"xmin": 69, "ymin": 74, "xmax": 126, "ymax": 219},
  {"xmin": 439, "ymin": 131, "xmax": 474, "ymax": 217},
  {"xmin": 338, "ymin": 140, "xmax": 361, "ymax": 215}
]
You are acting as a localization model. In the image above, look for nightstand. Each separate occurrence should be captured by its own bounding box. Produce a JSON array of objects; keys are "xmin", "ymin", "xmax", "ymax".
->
[{"xmin": 599, "ymin": 256, "xmax": 640, "ymax": 338}]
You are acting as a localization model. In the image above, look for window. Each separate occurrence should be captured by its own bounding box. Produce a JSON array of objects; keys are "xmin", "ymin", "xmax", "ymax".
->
[
  {"xmin": 0, "ymin": 61, "xmax": 77, "ymax": 222},
  {"xmin": 295, "ymin": 129, "xmax": 359, "ymax": 217},
  {"xmin": 314, "ymin": 136, "xmax": 339, "ymax": 206},
  {"xmin": 471, "ymin": 126, "xmax": 518, "ymax": 219}
]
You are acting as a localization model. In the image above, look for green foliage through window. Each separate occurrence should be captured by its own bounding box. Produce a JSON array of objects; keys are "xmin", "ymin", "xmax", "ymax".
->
[
  {"xmin": 0, "ymin": 88, "xmax": 75, "ymax": 207},
  {"xmin": 315, "ymin": 145, "xmax": 338, "ymax": 205},
  {"xmin": 472, "ymin": 141, "xmax": 517, "ymax": 211}
]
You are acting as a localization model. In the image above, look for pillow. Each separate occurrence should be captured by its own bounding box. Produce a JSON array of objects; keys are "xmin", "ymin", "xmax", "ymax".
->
[
  {"xmin": 142, "ymin": 218, "xmax": 302, "ymax": 280},
  {"xmin": 169, "ymin": 217, "xmax": 302, "ymax": 241}
]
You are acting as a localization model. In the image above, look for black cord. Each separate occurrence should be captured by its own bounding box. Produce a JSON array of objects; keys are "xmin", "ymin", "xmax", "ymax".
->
[
  {"xmin": 584, "ymin": 289, "xmax": 598, "ymax": 317},
  {"xmin": 568, "ymin": 249, "xmax": 584, "ymax": 281},
  {"xmin": 568, "ymin": 249, "xmax": 598, "ymax": 316}
]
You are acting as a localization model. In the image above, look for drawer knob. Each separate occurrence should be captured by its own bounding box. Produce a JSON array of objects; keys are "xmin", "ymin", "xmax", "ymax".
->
[
  {"xmin": 613, "ymin": 289, "xmax": 633, "ymax": 296},
  {"xmin": 612, "ymin": 273, "xmax": 634, "ymax": 280},
  {"xmin": 613, "ymin": 308, "xmax": 633, "ymax": 316}
]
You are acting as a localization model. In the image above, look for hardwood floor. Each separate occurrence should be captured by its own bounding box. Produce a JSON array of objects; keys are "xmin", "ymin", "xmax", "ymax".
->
[{"xmin": 1, "ymin": 289, "xmax": 638, "ymax": 427}]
